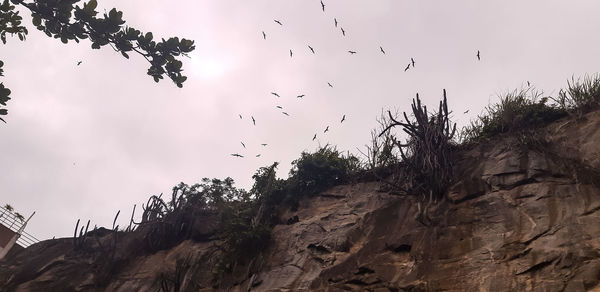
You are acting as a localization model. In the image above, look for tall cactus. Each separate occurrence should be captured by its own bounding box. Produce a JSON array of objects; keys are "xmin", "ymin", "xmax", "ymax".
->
[{"xmin": 380, "ymin": 89, "xmax": 456, "ymax": 199}]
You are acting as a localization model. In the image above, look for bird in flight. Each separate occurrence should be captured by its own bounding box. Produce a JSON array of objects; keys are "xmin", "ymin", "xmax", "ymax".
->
[
  {"xmin": 271, "ymin": 92, "xmax": 280, "ymax": 97},
  {"xmin": 77, "ymin": 61, "xmax": 82, "ymax": 66},
  {"xmin": 308, "ymin": 45, "xmax": 315, "ymax": 54},
  {"xmin": 297, "ymin": 94, "xmax": 305, "ymax": 98},
  {"xmin": 328, "ymin": 82, "xmax": 333, "ymax": 88},
  {"xmin": 276, "ymin": 105, "xmax": 283, "ymax": 109},
  {"xmin": 282, "ymin": 112, "xmax": 290, "ymax": 116},
  {"xmin": 380, "ymin": 46, "xmax": 385, "ymax": 54},
  {"xmin": 290, "ymin": 49, "xmax": 293, "ymax": 58},
  {"xmin": 313, "ymin": 134, "xmax": 317, "ymax": 141},
  {"xmin": 256, "ymin": 154, "xmax": 261, "ymax": 157},
  {"xmin": 340, "ymin": 115, "xmax": 346, "ymax": 123},
  {"xmin": 324, "ymin": 126, "xmax": 329, "ymax": 133},
  {"xmin": 404, "ymin": 63, "xmax": 410, "ymax": 72},
  {"xmin": 261, "ymin": 143, "xmax": 268, "ymax": 146},
  {"xmin": 320, "ymin": 0, "xmax": 325, "ymax": 11},
  {"xmin": 476, "ymin": 50, "xmax": 480, "ymax": 61},
  {"xmin": 341, "ymin": 27, "xmax": 346, "ymax": 36},
  {"xmin": 231, "ymin": 153, "xmax": 244, "ymax": 158},
  {"xmin": 251, "ymin": 116, "xmax": 256, "ymax": 125},
  {"xmin": 241, "ymin": 142, "xmax": 246, "ymax": 148},
  {"xmin": 274, "ymin": 19, "xmax": 283, "ymax": 25},
  {"xmin": 262, "ymin": 31, "xmax": 266, "ymax": 40},
  {"xmin": 411, "ymin": 58, "xmax": 415, "ymax": 67},
  {"xmin": 239, "ymin": 114, "xmax": 243, "ymax": 119},
  {"xmin": 348, "ymin": 50, "xmax": 357, "ymax": 54},
  {"xmin": 334, "ymin": 18, "xmax": 338, "ymax": 27},
  {"xmin": 464, "ymin": 110, "xmax": 469, "ymax": 114}
]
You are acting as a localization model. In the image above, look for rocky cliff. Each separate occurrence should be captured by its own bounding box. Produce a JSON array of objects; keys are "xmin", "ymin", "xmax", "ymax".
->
[{"xmin": 1, "ymin": 111, "xmax": 600, "ymax": 291}]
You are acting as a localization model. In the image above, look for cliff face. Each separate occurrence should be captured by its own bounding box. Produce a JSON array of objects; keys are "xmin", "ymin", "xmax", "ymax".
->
[{"xmin": 2, "ymin": 111, "xmax": 600, "ymax": 292}]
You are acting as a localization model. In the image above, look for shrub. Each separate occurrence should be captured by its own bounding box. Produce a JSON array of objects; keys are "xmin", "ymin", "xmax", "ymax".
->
[
  {"xmin": 460, "ymin": 88, "xmax": 566, "ymax": 143},
  {"xmin": 358, "ymin": 110, "xmax": 400, "ymax": 179},
  {"xmin": 555, "ymin": 74, "xmax": 600, "ymax": 115},
  {"xmin": 288, "ymin": 145, "xmax": 352, "ymax": 195},
  {"xmin": 136, "ymin": 178, "xmax": 249, "ymax": 252}
]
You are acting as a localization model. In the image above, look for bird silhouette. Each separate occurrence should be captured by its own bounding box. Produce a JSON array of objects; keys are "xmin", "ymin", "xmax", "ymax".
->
[
  {"xmin": 241, "ymin": 142, "xmax": 246, "ymax": 148},
  {"xmin": 348, "ymin": 50, "xmax": 357, "ymax": 54},
  {"xmin": 341, "ymin": 27, "xmax": 345, "ymax": 36},
  {"xmin": 231, "ymin": 153, "xmax": 244, "ymax": 158},
  {"xmin": 77, "ymin": 61, "xmax": 82, "ymax": 66},
  {"xmin": 276, "ymin": 105, "xmax": 283, "ymax": 109},
  {"xmin": 251, "ymin": 116, "xmax": 256, "ymax": 125},
  {"xmin": 404, "ymin": 63, "xmax": 410, "ymax": 72},
  {"xmin": 308, "ymin": 45, "xmax": 315, "ymax": 54},
  {"xmin": 334, "ymin": 18, "xmax": 338, "ymax": 27},
  {"xmin": 476, "ymin": 50, "xmax": 480, "ymax": 61},
  {"xmin": 239, "ymin": 114, "xmax": 243, "ymax": 119},
  {"xmin": 340, "ymin": 115, "xmax": 346, "ymax": 123},
  {"xmin": 271, "ymin": 92, "xmax": 280, "ymax": 97},
  {"xmin": 282, "ymin": 112, "xmax": 290, "ymax": 116},
  {"xmin": 256, "ymin": 154, "xmax": 261, "ymax": 157},
  {"xmin": 274, "ymin": 19, "xmax": 283, "ymax": 25},
  {"xmin": 324, "ymin": 126, "xmax": 329, "ymax": 133},
  {"xmin": 313, "ymin": 134, "xmax": 317, "ymax": 141},
  {"xmin": 464, "ymin": 110, "xmax": 469, "ymax": 114},
  {"xmin": 320, "ymin": 0, "xmax": 325, "ymax": 11},
  {"xmin": 380, "ymin": 46, "xmax": 385, "ymax": 54},
  {"xmin": 411, "ymin": 58, "xmax": 415, "ymax": 67},
  {"xmin": 262, "ymin": 31, "xmax": 266, "ymax": 39},
  {"xmin": 261, "ymin": 143, "xmax": 268, "ymax": 146},
  {"xmin": 328, "ymin": 82, "xmax": 333, "ymax": 88},
  {"xmin": 290, "ymin": 49, "xmax": 293, "ymax": 57},
  {"xmin": 297, "ymin": 94, "xmax": 305, "ymax": 98}
]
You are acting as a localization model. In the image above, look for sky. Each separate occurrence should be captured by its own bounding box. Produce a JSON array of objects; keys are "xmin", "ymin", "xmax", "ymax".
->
[{"xmin": 1, "ymin": 0, "xmax": 600, "ymax": 241}]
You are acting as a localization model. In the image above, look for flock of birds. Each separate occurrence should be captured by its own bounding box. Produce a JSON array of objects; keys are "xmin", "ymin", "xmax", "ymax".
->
[
  {"xmin": 229, "ymin": 2, "xmax": 481, "ymax": 159},
  {"xmin": 71, "ymin": 2, "xmax": 484, "ymax": 160}
]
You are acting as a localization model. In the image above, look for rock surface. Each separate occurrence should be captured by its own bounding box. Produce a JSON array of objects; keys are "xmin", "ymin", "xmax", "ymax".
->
[{"xmin": 1, "ymin": 111, "xmax": 600, "ymax": 291}]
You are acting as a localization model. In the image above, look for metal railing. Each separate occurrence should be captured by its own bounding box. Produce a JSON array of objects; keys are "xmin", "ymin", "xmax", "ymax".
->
[{"xmin": 0, "ymin": 205, "xmax": 40, "ymax": 248}]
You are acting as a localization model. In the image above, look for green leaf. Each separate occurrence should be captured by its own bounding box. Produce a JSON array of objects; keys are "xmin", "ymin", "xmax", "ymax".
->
[
  {"xmin": 84, "ymin": 0, "xmax": 97, "ymax": 13},
  {"xmin": 32, "ymin": 16, "xmax": 41, "ymax": 26},
  {"xmin": 121, "ymin": 51, "xmax": 129, "ymax": 59},
  {"xmin": 91, "ymin": 42, "xmax": 100, "ymax": 49}
]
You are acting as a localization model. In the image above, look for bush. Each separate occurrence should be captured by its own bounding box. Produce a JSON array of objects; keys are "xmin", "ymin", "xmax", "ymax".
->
[
  {"xmin": 555, "ymin": 74, "xmax": 600, "ymax": 115},
  {"xmin": 136, "ymin": 178, "xmax": 249, "ymax": 252},
  {"xmin": 461, "ymin": 88, "xmax": 567, "ymax": 143},
  {"xmin": 288, "ymin": 145, "xmax": 352, "ymax": 195}
]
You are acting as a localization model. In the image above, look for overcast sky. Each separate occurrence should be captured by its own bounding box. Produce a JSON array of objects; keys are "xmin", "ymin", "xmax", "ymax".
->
[{"xmin": 1, "ymin": 0, "xmax": 600, "ymax": 241}]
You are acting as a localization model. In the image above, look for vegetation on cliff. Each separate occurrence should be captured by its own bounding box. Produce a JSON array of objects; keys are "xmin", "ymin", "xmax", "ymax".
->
[{"xmin": 5, "ymin": 74, "xmax": 600, "ymax": 290}]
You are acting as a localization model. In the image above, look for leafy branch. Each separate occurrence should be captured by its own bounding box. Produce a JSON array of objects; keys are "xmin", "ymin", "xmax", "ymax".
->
[{"xmin": 0, "ymin": 0, "xmax": 195, "ymax": 122}]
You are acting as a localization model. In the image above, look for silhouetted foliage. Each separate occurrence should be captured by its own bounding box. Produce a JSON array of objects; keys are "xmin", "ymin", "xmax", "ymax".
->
[{"xmin": 0, "ymin": 0, "xmax": 195, "ymax": 122}]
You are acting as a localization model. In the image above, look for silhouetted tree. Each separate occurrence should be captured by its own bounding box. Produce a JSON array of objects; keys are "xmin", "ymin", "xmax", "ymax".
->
[{"xmin": 0, "ymin": 0, "xmax": 195, "ymax": 122}]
